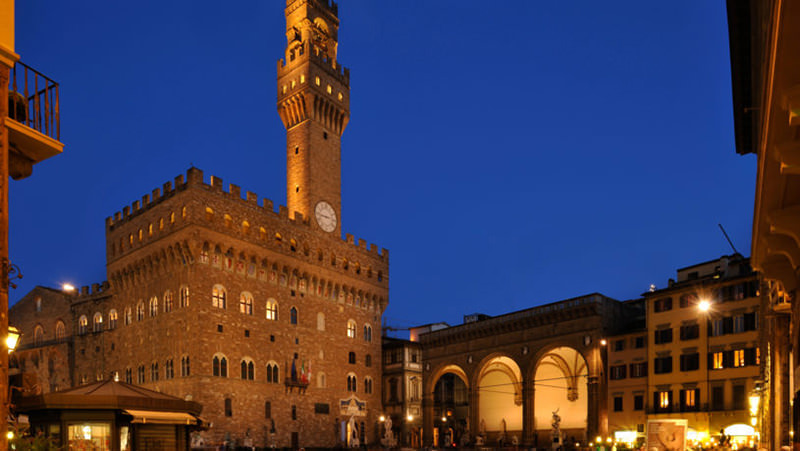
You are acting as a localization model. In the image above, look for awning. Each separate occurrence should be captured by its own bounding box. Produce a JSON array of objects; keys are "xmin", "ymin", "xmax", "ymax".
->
[{"xmin": 123, "ymin": 410, "xmax": 199, "ymax": 425}]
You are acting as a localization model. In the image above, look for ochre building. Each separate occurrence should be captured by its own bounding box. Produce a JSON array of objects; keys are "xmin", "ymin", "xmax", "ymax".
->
[{"xmin": 10, "ymin": 0, "xmax": 389, "ymax": 447}]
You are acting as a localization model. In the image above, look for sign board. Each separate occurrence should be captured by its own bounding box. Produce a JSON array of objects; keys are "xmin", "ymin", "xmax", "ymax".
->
[
  {"xmin": 646, "ymin": 419, "xmax": 688, "ymax": 451},
  {"xmin": 339, "ymin": 396, "xmax": 367, "ymax": 417}
]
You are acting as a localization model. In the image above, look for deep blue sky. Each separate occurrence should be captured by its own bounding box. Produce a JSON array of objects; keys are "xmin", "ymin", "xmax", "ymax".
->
[{"xmin": 11, "ymin": 1, "xmax": 753, "ymax": 329}]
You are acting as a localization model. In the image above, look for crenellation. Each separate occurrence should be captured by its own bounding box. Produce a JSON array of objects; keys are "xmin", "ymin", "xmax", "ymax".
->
[
  {"xmin": 246, "ymin": 191, "xmax": 257, "ymax": 203},
  {"xmin": 357, "ymin": 239, "xmax": 366, "ymax": 249},
  {"xmin": 132, "ymin": 200, "xmax": 140, "ymax": 213},
  {"xmin": 163, "ymin": 181, "xmax": 173, "ymax": 194},
  {"xmin": 229, "ymin": 183, "xmax": 241, "ymax": 199},
  {"xmin": 210, "ymin": 175, "xmax": 223, "ymax": 191},
  {"xmin": 345, "ymin": 233, "xmax": 354, "ymax": 244},
  {"xmin": 174, "ymin": 173, "xmax": 186, "ymax": 187},
  {"xmin": 114, "ymin": 212, "xmax": 121, "ymax": 222},
  {"xmin": 152, "ymin": 188, "xmax": 161, "ymax": 200},
  {"xmin": 122, "ymin": 206, "xmax": 130, "ymax": 218}
]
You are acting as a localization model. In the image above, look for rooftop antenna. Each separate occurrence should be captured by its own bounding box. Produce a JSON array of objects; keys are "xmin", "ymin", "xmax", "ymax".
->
[{"xmin": 718, "ymin": 223, "xmax": 740, "ymax": 255}]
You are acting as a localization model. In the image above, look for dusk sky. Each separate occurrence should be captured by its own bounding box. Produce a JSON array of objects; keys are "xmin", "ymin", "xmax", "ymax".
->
[{"xmin": 11, "ymin": 1, "xmax": 752, "ymax": 330}]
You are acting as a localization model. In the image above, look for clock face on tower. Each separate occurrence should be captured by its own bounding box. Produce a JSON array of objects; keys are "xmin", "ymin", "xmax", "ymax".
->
[{"xmin": 314, "ymin": 201, "xmax": 337, "ymax": 233}]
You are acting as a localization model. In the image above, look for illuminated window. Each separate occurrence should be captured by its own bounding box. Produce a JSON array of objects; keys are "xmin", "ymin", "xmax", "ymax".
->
[
  {"xmin": 681, "ymin": 388, "xmax": 698, "ymax": 411},
  {"xmin": 713, "ymin": 351, "xmax": 724, "ymax": 369},
  {"xmin": 170, "ymin": 212, "xmax": 175, "ymax": 224},
  {"xmin": 55, "ymin": 321, "xmax": 66, "ymax": 340},
  {"xmin": 138, "ymin": 229, "xmax": 143, "ymax": 241},
  {"xmin": 159, "ymin": 218, "xmax": 164, "ymax": 230},
  {"xmin": 136, "ymin": 301, "xmax": 145, "ymax": 321},
  {"xmin": 78, "ymin": 316, "xmax": 88, "ymax": 335},
  {"xmin": 315, "ymin": 76, "xmax": 320, "ymax": 86},
  {"xmin": 205, "ymin": 207, "xmax": 214, "ymax": 221},
  {"xmin": 224, "ymin": 214, "xmax": 232, "ymax": 228},
  {"xmin": 733, "ymin": 349, "xmax": 745, "ymax": 367},
  {"xmin": 327, "ymin": 84, "xmax": 332, "ymax": 94},
  {"xmin": 149, "ymin": 297, "xmax": 158, "ymax": 317},
  {"xmin": 240, "ymin": 292, "xmax": 253, "ymax": 315},
  {"xmin": 260, "ymin": 227, "xmax": 267, "ymax": 240},
  {"xmin": 92, "ymin": 312, "xmax": 103, "ymax": 332},
  {"xmin": 148, "ymin": 223, "xmax": 153, "ymax": 237},
  {"xmin": 338, "ymin": 92, "xmax": 343, "ymax": 101},
  {"xmin": 164, "ymin": 290, "xmax": 173, "ymax": 313},
  {"xmin": 179, "ymin": 285, "xmax": 190, "ymax": 308},
  {"xmin": 300, "ymin": 75, "xmax": 305, "ymax": 83},
  {"xmin": 108, "ymin": 310, "xmax": 118, "ymax": 330},
  {"xmin": 212, "ymin": 285, "xmax": 227, "ymax": 309},
  {"xmin": 128, "ymin": 234, "xmax": 133, "ymax": 246},
  {"xmin": 266, "ymin": 299, "xmax": 278, "ymax": 321},
  {"xmin": 242, "ymin": 221, "xmax": 250, "ymax": 235},
  {"xmin": 347, "ymin": 320, "xmax": 357, "ymax": 338},
  {"xmin": 659, "ymin": 391, "xmax": 670, "ymax": 408},
  {"xmin": 282, "ymin": 85, "xmax": 287, "ymax": 94},
  {"xmin": 182, "ymin": 206, "xmax": 187, "ymax": 218},
  {"xmin": 291, "ymin": 80, "xmax": 296, "ymax": 89}
]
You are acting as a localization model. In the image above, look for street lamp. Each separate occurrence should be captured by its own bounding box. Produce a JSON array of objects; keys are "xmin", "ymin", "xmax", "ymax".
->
[{"xmin": 6, "ymin": 326, "xmax": 20, "ymax": 354}]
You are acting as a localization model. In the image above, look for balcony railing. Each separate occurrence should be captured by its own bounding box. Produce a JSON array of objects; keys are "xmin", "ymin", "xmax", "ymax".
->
[{"xmin": 8, "ymin": 60, "xmax": 60, "ymax": 142}]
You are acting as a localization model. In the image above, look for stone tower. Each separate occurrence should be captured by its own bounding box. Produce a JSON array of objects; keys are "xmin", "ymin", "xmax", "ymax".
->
[{"xmin": 278, "ymin": 0, "xmax": 349, "ymax": 237}]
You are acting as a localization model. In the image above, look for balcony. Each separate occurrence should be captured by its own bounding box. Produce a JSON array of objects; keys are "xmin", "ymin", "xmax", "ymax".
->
[{"xmin": 6, "ymin": 60, "xmax": 63, "ymax": 179}]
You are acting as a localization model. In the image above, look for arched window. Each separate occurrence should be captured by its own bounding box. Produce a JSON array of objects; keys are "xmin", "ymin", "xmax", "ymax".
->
[
  {"xmin": 205, "ymin": 207, "xmax": 214, "ymax": 221},
  {"xmin": 181, "ymin": 206, "xmax": 187, "ymax": 219},
  {"xmin": 78, "ymin": 316, "xmax": 88, "ymax": 335},
  {"xmin": 108, "ymin": 309, "xmax": 118, "ymax": 330},
  {"xmin": 224, "ymin": 214, "xmax": 232, "ymax": 228},
  {"xmin": 241, "ymin": 359, "xmax": 255, "ymax": 380},
  {"xmin": 260, "ymin": 227, "xmax": 267, "ymax": 241},
  {"xmin": 212, "ymin": 285, "xmax": 227, "ymax": 309},
  {"xmin": 212, "ymin": 354, "xmax": 228, "ymax": 377},
  {"xmin": 148, "ymin": 297, "xmax": 158, "ymax": 317},
  {"xmin": 124, "ymin": 307, "xmax": 132, "ymax": 325},
  {"xmin": 136, "ymin": 301, "xmax": 145, "ymax": 321},
  {"xmin": 180, "ymin": 285, "xmax": 190, "ymax": 308},
  {"xmin": 33, "ymin": 325, "xmax": 44, "ymax": 346},
  {"xmin": 92, "ymin": 312, "xmax": 103, "ymax": 332},
  {"xmin": 266, "ymin": 299, "xmax": 278, "ymax": 321},
  {"xmin": 266, "ymin": 362, "xmax": 279, "ymax": 383},
  {"xmin": 365, "ymin": 354, "xmax": 372, "ymax": 367},
  {"xmin": 55, "ymin": 321, "xmax": 65, "ymax": 340},
  {"xmin": 347, "ymin": 320, "xmax": 357, "ymax": 338},
  {"xmin": 242, "ymin": 221, "xmax": 250, "ymax": 235},
  {"xmin": 165, "ymin": 358, "xmax": 174, "ymax": 379},
  {"xmin": 240, "ymin": 292, "xmax": 253, "ymax": 315},
  {"xmin": 163, "ymin": 290, "xmax": 174, "ymax": 313},
  {"xmin": 181, "ymin": 356, "xmax": 190, "ymax": 377},
  {"xmin": 363, "ymin": 324, "xmax": 372, "ymax": 342},
  {"xmin": 364, "ymin": 377, "xmax": 373, "ymax": 394},
  {"xmin": 317, "ymin": 312, "xmax": 325, "ymax": 331},
  {"xmin": 346, "ymin": 374, "xmax": 357, "ymax": 392},
  {"xmin": 348, "ymin": 352, "xmax": 356, "ymax": 364},
  {"xmin": 35, "ymin": 297, "xmax": 42, "ymax": 312},
  {"xmin": 137, "ymin": 365, "xmax": 145, "ymax": 384},
  {"xmin": 150, "ymin": 362, "xmax": 159, "ymax": 381},
  {"xmin": 200, "ymin": 242, "xmax": 210, "ymax": 264},
  {"xmin": 290, "ymin": 307, "xmax": 298, "ymax": 325}
]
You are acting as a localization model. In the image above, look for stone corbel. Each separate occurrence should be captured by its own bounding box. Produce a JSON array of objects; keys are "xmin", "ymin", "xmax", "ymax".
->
[
  {"xmin": 764, "ymin": 234, "xmax": 800, "ymax": 270},
  {"xmin": 774, "ymin": 141, "xmax": 800, "ymax": 175},
  {"xmin": 768, "ymin": 205, "xmax": 800, "ymax": 248},
  {"xmin": 759, "ymin": 254, "xmax": 798, "ymax": 292}
]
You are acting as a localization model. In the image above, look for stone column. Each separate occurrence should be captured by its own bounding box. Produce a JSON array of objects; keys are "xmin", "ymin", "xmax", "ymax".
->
[
  {"xmin": 469, "ymin": 386, "xmax": 480, "ymax": 443},
  {"xmin": 422, "ymin": 393, "xmax": 434, "ymax": 446},
  {"xmin": 522, "ymin": 381, "xmax": 535, "ymax": 446}
]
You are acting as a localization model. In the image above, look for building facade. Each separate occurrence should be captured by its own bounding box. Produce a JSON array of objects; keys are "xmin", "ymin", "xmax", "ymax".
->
[
  {"xmin": 727, "ymin": 1, "xmax": 800, "ymax": 448},
  {"xmin": 10, "ymin": 1, "xmax": 390, "ymax": 447},
  {"xmin": 381, "ymin": 337, "xmax": 422, "ymax": 448},
  {"xmin": 638, "ymin": 255, "xmax": 760, "ymax": 448},
  {"xmin": 418, "ymin": 293, "xmax": 638, "ymax": 448}
]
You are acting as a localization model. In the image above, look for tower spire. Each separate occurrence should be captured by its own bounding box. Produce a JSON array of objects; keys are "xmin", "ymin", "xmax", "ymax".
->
[{"xmin": 278, "ymin": 0, "xmax": 349, "ymax": 236}]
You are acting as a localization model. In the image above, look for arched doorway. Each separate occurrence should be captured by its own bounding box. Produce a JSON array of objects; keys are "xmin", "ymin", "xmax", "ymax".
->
[
  {"xmin": 477, "ymin": 356, "xmax": 522, "ymax": 445},
  {"xmin": 431, "ymin": 367, "xmax": 469, "ymax": 447},
  {"xmin": 533, "ymin": 347, "xmax": 588, "ymax": 448}
]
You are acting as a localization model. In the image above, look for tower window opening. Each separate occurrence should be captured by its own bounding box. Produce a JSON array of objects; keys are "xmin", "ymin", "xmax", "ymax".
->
[
  {"xmin": 323, "ymin": 131, "xmax": 328, "ymax": 140},
  {"xmin": 291, "ymin": 80, "xmax": 296, "ymax": 89},
  {"xmin": 315, "ymin": 76, "xmax": 320, "ymax": 86},
  {"xmin": 295, "ymin": 146, "xmax": 299, "ymax": 155},
  {"xmin": 338, "ymin": 92, "xmax": 343, "ymax": 101},
  {"xmin": 327, "ymin": 85, "xmax": 332, "ymax": 94},
  {"xmin": 295, "ymin": 185, "xmax": 300, "ymax": 193},
  {"xmin": 282, "ymin": 85, "xmax": 287, "ymax": 94},
  {"xmin": 300, "ymin": 75, "xmax": 305, "ymax": 84}
]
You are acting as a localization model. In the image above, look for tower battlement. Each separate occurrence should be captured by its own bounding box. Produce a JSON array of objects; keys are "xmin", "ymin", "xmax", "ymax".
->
[
  {"xmin": 278, "ymin": 41, "xmax": 350, "ymax": 86},
  {"xmin": 286, "ymin": 0, "xmax": 338, "ymax": 16},
  {"xmin": 105, "ymin": 168, "xmax": 387, "ymax": 258}
]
